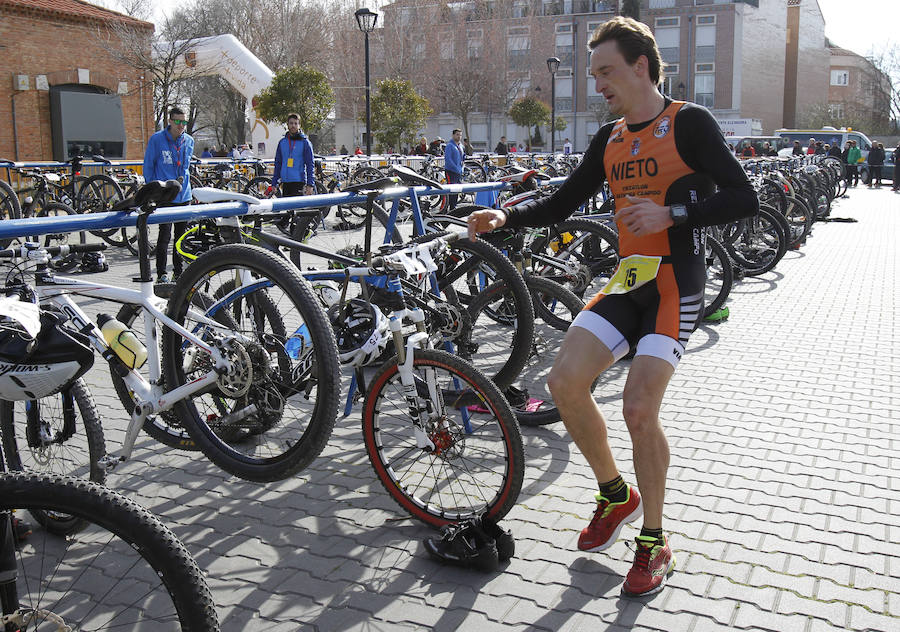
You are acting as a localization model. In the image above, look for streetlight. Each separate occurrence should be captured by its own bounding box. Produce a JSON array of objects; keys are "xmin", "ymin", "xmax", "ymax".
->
[
  {"xmin": 547, "ymin": 57, "xmax": 560, "ymax": 153},
  {"xmin": 355, "ymin": 7, "xmax": 378, "ymax": 156}
]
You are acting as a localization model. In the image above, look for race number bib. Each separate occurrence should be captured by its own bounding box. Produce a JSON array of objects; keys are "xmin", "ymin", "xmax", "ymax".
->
[{"xmin": 600, "ymin": 255, "xmax": 662, "ymax": 295}]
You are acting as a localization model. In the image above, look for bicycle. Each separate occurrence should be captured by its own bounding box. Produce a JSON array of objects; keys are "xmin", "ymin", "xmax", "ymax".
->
[{"xmin": 0, "ymin": 180, "xmax": 341, "ymax": 483}]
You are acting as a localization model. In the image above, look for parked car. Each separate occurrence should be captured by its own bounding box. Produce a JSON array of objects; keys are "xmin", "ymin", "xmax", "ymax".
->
[{"xmin": 859, "ymin": 149, "xmax": 895, "ymax": 185}]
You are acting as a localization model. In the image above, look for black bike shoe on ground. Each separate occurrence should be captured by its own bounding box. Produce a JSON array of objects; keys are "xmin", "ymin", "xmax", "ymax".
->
[
  {"xmin": 424, "ymin": 517, "xmax": 499, "ymax": 572},
  {"xmin": 481, "ymin": 513, "xmax": 515, "ymax": 562}
]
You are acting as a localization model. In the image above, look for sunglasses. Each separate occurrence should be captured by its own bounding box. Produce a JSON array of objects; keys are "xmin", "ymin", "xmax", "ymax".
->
[{"xmin": 171, "ymin": 119, "xmax": 189, "ymax": 125}]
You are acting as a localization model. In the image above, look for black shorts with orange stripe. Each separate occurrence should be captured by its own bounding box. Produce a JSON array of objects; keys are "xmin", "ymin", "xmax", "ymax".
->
[{"xmin": 572, "ymin": 261, "xmax": 705, "ymax": 369}]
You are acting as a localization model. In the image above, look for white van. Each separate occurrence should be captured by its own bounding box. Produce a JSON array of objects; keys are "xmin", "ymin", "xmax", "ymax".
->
[{"xmin": 774, "ymin": 128, "xmax": 874, "ymax": 159}]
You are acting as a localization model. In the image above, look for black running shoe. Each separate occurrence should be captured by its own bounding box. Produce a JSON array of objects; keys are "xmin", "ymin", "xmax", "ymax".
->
[
  {"xmin": 424, "ymin": 518, "xmax": 499, "ymax": 572},
  {"xmin": 481, "ymin": 513, "xmax": 515, "ymax": 562}
]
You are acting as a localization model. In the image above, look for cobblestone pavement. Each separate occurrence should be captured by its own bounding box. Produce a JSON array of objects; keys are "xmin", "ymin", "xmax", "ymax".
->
[{"xmin": 70, "ymin": 187, "xmax": 900, "ymax": 630}]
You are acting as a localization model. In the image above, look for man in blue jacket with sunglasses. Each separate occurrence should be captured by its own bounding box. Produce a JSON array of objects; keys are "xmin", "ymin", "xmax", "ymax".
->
[
  {"xmin": 269, "ymin": 113, "xmax": 315, "ymax": 198},
  {"xmin": 143, "ymin": 105, "xmax": 193, "ymax": 282}
]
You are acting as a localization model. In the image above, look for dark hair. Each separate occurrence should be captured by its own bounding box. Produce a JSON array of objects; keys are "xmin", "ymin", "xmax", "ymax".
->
[
  {"xmin": 589, "ymin": 16, "xmax": 663, "ymax": 86},
  {"xmin": 452, "ymin": 129, "xmax": 462, "ymax": 135},
  {"xmin": 169, "ymin": 106, "xmax": 185, "ymax": 117},
  {"xmin": 287, "ymin": 113, "xmax": 300, "ymax": 122}
]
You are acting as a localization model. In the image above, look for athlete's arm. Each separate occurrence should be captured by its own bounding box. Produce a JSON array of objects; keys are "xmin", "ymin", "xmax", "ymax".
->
[
  {"xmin": 503, "ymin": 123, "xmax": 615, "ymax": 229},
  {"xmin": 674, "ymin": 105, "xmax": 759, "ymax": 226}
]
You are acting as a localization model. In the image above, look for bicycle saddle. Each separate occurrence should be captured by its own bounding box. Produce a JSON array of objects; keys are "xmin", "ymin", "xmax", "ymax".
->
[
  {"xmin": 113, "ymin": 179, "xmax": 182, "ymax": 210},
  {"xmin": 341, "ymin": 175, "xmax": 399, "ymax": 194},
  {"xmin": 390, "ymin": 165, "xmax": 443, "ymax": 189}
]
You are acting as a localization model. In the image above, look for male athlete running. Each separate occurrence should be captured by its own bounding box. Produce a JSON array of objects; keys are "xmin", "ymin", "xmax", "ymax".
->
[{"xmin": 467, "ymin": 17, "xmax": 758, "ymax": 596}]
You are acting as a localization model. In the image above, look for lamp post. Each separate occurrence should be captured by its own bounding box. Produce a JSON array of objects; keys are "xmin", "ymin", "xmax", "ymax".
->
[
  {"xmin": 355, "ymin": 7, "xmax": 378, "ymax": 156},
  {"xmin": 547, "ymin": 57, "xmax": 560, "ymax": 154}
]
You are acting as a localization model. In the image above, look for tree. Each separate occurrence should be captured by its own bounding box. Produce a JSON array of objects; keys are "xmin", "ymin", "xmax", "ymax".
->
[
  {"xmin": 255, "ymin": 65, "xmax": 335, "ymax": 132},
  {"xmin": 620, "ymin": 0, "xmax": 641, "ymax": 21},
  {"xmin": 370, "ymin": 79, "xmax": 432, "ymax": 153},
  {"xmin": 508, "ymin": 97, "xmax": 550, "ymax": 148}
]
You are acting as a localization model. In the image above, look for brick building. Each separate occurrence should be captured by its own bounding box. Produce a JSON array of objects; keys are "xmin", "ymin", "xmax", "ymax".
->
[
  {"xmin": 334, "ymin": 0, "xmax": 833, "ymax": 152},
  {"xmin": 0, "ymin": 0, "xmax": 154, "ymax": 161},
  {"xmin": 827, "ymin": 44, "xmax": 892, "ymax": 132}
]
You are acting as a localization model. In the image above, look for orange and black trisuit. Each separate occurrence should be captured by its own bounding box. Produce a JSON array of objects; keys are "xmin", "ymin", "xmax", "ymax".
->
[{"xmin": 504, "ymin": 98, "xmax": 758, "ymax": 368}]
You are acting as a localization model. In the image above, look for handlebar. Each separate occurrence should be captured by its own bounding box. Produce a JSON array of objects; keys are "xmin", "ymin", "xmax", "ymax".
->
[{"xmin": 0, "ymin": 242, "xmax": 107, "ymax": 260}]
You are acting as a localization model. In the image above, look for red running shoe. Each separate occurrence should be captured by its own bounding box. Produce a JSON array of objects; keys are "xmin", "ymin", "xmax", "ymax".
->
[
  {"xmin": 577, "ymin": 486, "xmax": 643, "ymax": 552},
  {"xmin": 622, "ymin": 535, "xmax": 675, "ymax": 597}
]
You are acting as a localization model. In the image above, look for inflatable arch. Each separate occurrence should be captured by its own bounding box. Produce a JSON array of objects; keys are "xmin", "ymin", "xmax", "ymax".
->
[{"xmin": 159, "ymin": 34, "xmax": 277, "ymax": 157}]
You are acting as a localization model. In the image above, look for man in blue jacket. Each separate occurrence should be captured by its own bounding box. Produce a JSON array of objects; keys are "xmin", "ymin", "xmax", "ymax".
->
[
  {"xmin": 143, "ymin": 105, "xmax": 193, "ymax": 282},
  {"xmin": 269, "ymin": 113, "xmax": 315, "ymax": 198},
  {"xmin": 444, "ymin": 128, "xmax": 464, "ymax": 209}
]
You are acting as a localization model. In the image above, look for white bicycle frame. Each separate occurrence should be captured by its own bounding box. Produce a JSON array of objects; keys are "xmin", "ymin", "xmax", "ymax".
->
[{"xmin": 32, "ymin": 268, "xmax": 236, "ymax": 469}]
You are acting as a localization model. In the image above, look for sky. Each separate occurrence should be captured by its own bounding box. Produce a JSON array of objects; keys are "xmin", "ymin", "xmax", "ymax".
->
[
  {"xmin": 816, "ymin": 0, "xmax": 898, "ymax": 58},
  {"xmin": 148, "ymin": 0, "xmax": 898, "ymax": 58}
]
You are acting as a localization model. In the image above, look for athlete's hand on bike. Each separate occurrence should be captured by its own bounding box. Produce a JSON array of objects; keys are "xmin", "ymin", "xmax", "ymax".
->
[
  {"xmin": 466, "ymin": 209, "xmax": 507, "ymax": 241},
  {"xmin": 304, "ymin": 185, "xmax": 315, "ymax": 196},
  {"xmin": 618, "ymin": 195, "xmax": 674, "ymax": 236}
]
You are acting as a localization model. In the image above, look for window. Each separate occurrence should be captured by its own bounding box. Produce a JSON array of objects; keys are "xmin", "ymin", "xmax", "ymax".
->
[
  {"xmin": 697, "ymin": 15, "xmax": 716, "ymax": 25},
  {"xmin": 556, "ymin": 31, "xmax": 574, "ymax": 67},
  {"xmin": 655, "ymin": 24, "xmax": 679, "ymax": 64},
  {"xmin": 694, "ymin": 73, "xmax": 714, "ymax": 107},
  {"xmin": 441, "ymin": 40, "xmax": 454, "ymax": 60},
  {"xmin": 831, "ymin": 70, "xmax": 849, "ymax": 86},
  {"xmin": 695, "ymin": 63, "xmax": 714, "ymax": 73},
  {"xmin": 555, "ymin": 76, "xmax": 573, "ymax": 111},
  {"xmin": 665, "ymin": 63, "xmax": 680, "ymax": 76},
  {"xmin": 556, "ymin": 23, "xmax": 572, "ymax": 33},
  {"xmin": 695, "ymin": 23, "xmax": 715, "ymax": 63},
  {"xmin": 655, "ymin": 17, "xmax": 679, "ymax": 27},
  {"xmin": 413, "ymin": 41, "xmax": 425, "ymax": 59},
  {"xmin": 828, "ymin": 103, "xmax": 844, "ymax": 118},
  {"xmin": 512, "ymin": 1, "xmax": 529, "ymax": 17},
  {"xmin": 508, "ymin": 29, "xmax": 530, "ymax": 70}
]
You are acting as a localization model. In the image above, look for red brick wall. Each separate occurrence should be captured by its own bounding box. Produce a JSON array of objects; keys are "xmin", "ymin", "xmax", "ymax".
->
[{"xmin": 0, "ymin": 7, "xmax": 153, "ymax": 161}]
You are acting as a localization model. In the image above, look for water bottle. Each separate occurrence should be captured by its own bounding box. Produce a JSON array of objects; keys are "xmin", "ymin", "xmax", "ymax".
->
[
  {"xmin": 285, "ymin": 323, "xmax": 311, "ymax": 360},
  {"xmin": 98, "ymin": 314, "xmax": 147, "ymax": 369}
]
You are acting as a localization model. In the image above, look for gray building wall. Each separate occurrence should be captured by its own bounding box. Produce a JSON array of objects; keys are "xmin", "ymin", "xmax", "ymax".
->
[{"xmin": 739, "ymin": 0, "xmax": 787, "ymax": 133}]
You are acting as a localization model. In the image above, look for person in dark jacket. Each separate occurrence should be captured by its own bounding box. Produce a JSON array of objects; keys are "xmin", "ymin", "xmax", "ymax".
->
[
  {"xmin": 413, "ymin": 136, "xmax": 428, "ymax": 155},
  {"xmin": 494, "ymin": 136, "xmax": 509, "ymax": 155},
  {"xmin": 444, "ymin": 129, "xmax": 464, "ymax": 209},
  {"xmin": 867, "ymin": 142, "xmax": 885, "ymax": 187},
  {"xmin": 143, "ymin": 105, "xmax": 194, "ymax": 282},
  {"xmin": 792, "ymin": 140, "xmax": 804, "ymax": 156},
  {"xmin": 892, "ymin": 141, "xmax": 900, "ymax": 192},
  {"xmin": 827, "ymin": 144, "xmax": 842, "ymax": 159}
]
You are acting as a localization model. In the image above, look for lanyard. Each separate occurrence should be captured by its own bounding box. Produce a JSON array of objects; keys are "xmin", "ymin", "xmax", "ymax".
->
[{"xmin": 167, "ymin": 130, "xmax": 184, "ymax": 168}]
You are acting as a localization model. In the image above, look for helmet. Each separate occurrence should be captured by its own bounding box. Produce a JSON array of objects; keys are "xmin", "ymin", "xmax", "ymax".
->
[
  {"xmin": 327, "ymin": 299, "xmax": 389, "ymax": 368},
  {"xmin": 0, "ymin": 306, "xmax": 94, "ymax": 400},
  {"xmin": 80, "ymin": 251, "xmax": 108, "ymax": 273}
]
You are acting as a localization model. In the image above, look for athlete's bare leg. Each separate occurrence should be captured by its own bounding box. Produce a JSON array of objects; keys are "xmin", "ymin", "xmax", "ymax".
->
[
  {"xmin": 547, "ymin": 327, "xmax": 619, "ymax": 484},
  {"xmin": 620, "ymin": 355, "xmax": 674, "ymax": 530}
]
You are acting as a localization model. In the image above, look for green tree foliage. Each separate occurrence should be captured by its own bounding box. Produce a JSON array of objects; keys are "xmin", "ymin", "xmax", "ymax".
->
[
  {"xmin": 620, "ymin": 0, "xmax": 640, "ymax": 21},
  {"xmin": 370, "ymin": 79, "xmax": 433, "ymax": 151},
  {"xmin": 508, "ymin": 97, "xmax": 551, "ymax": 148},
  {"xmin": 255, "ymin": 65, "xmax": 335, "ymax": 132}
]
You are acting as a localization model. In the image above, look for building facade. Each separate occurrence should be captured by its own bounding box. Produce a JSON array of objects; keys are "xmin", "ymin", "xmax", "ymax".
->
[
  {"xmin": 333, "ymin": 0, "xmax": 832, "ymax": 153},
  {"xmin": 827, "ymin": 45, "xmax": 892, "ymax": 132},
  {"xmin": 0, "ymin": 0, "xmax": 154, "ymax": 161}
]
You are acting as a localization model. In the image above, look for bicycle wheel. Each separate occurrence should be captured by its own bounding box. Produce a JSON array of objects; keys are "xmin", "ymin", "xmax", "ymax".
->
[
  {"xmin": 362, "ymin": 348, "xmax": 524, "ymax": 527},
  {"xmin": 725, "ymin": 207, "xmax": 786, "ymax": 276},
  {"xmin": 0, "ymin": 472, "xmax": 219, "ymax": 631},
  {"xmin": 0, "ymin": 180, "xmax": 22, "ymax": 249},
  {"xmin": 0, "ymin": 379, "xmax": 106, "ymax": 534},
  {"xmin": 162, "ymin": 244, "xmax": 340, "ymax": 482},
  {"xmin": 703, "ymin": 236, "xmax": 733, "ymax": 318},
  {"xmin": 411, "ymin": 232, "xmax": 535, "ymax": 392},
  {"xmin": 529, "ymin": 218, "xmax": 620, "ymax": 299},
  {"xmin": 244, "ymin": 176, "xmax": 273, "ymax": 198},
  {"xmin": 470, "ymin": 276, "xmax": 590, "ymax": 427},
  {"xmin": 34, "ymin": 202, "xmax": 87, "ymax": 271},
  {"xmin": 110, "ymin": 299, "xmax": 200, "ymax": 451},
  {"xmin": 77, "ymin": 174, "xmax": 125, "ymax": 245}
]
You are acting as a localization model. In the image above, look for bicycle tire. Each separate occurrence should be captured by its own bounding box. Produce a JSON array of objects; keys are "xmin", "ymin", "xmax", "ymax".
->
[
  {"xmin": 407, "ymin": 232, "xmax": 535, "ymax": 392},
  {"xmin": 724, "ymin": 207, "xmax": 786, "ymax": 275},
  {"xmin": 361, "ymin": 348, "xmax": 524, "ymax": 527},
  {"xmin": 703, "ymin": 235, "xmax": 733, "ymax": 317},
  {"xmin": 528, "ymin": 218, "xmax": 620, "ymax": 299},
  {"xmin": 34, "ymin": 202, "xmax": 87, "ymax": 271},
  {"xmin": 162, "ymin": 244, "xmax": 340, "ymax": 482},
  {"xmin": 244, "ymin": 176, "xmax": 272, "ymax": 198},
  {"xmin": 0, "ymin": 379, "xmax": 107, "ymax": 534},
  {"xmin": 0, "ymin": 472, "xmax": 219, "ymax": 631},
  {"xmin": 468, "ymin": 276, "xmax": 590, "ymax": 427},
  {"xmin": 110, "ymin": 297, "xmax": 200, "ymax": 451},
  {"xmin": 0, "ymin": 180, "xmax": 22, "ymax": 249},
  {"xmin": 77, "ymin": 174, "xmax": 125, "ymax": 244}
]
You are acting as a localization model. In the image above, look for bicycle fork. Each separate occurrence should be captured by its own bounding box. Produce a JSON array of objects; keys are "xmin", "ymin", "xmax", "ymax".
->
[{"xmin": 390, "ymin": 306, "xmax": 436, "ymax": 451}]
